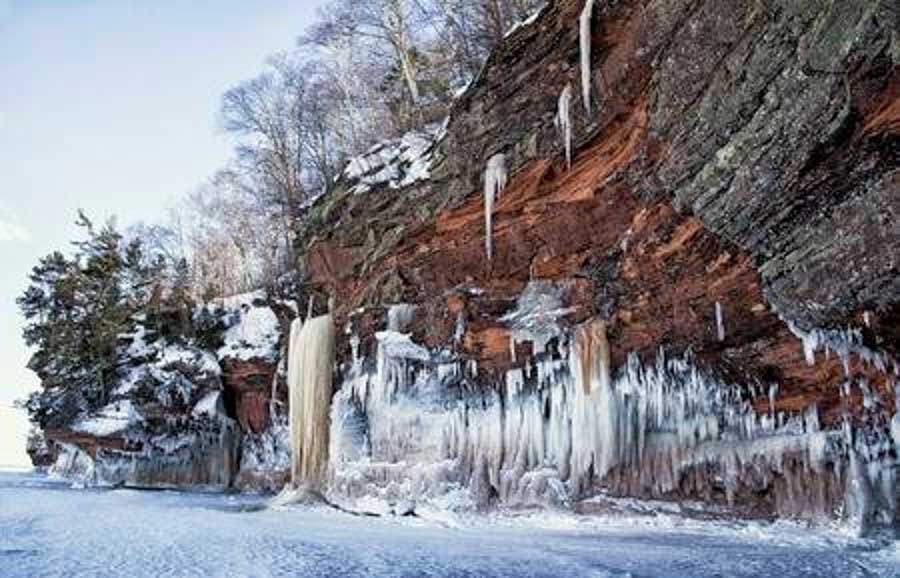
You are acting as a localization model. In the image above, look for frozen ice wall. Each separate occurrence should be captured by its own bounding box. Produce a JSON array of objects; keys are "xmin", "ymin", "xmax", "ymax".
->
[{"xmin": 326, "ymin": 287, "xmax": 898, "ymax": 534}]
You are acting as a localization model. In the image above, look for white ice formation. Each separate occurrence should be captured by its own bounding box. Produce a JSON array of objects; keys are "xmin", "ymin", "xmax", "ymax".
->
[
  {"xmin": 483, "ymin": 153, "xmax": 508, "ymax": 260},
  {"xmin": 323, "ymin": 284, "xmax": 899, "ymax": 534},
  {"xmin": 288, "ymin": 314, "xmax": 336, "ymax": 487},
  {"xmin": 555, "ymin": 84, "xmax": 573, "ymax": 169},
  {"xmin": 579, "ymin": 0, "xmax": 597, "ymax": 114}
]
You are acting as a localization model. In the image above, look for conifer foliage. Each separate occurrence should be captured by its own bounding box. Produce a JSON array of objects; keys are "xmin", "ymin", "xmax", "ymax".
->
[{"xmin": 17, "ymin": 211, "xmax": 191, "ymax": 429}]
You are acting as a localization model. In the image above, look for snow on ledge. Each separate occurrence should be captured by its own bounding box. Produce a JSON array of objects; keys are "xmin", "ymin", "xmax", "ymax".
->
[
  {"xmin": 341, "ymin": 124, "xmax": 445, "ymax": 196},
  {"xmin": 215, "ymin": 290, "xmax": 281, "ymax": 362},
  {"xmin": 71, "ymin": 400, "xmax": 142, "ymax": 437},
  {"xmin": 192, "ymin": 391, "xmax": 226, "ymax": 419}
]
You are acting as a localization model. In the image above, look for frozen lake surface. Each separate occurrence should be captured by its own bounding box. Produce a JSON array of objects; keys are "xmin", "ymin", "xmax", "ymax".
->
[{"xmin": 1, "ymin": 471, "xmax": 897, "ymax": 577}]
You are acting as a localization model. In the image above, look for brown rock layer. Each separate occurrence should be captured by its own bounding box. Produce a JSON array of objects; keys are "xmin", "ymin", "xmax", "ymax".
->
[{"xmin": 295, "ymin": 0, "xmax": 898, "ymax": 520}]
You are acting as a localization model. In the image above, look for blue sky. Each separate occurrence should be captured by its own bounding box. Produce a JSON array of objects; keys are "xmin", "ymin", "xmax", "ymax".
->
[{"xmin": 0, "ymin": 0, "xmax": 322, "ymax": 467}]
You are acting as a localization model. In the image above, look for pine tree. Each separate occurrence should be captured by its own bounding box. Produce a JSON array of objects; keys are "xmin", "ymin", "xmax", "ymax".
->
[{"xmin": 18, "ymin": 211, "xmax": 157, "ymax": 428}]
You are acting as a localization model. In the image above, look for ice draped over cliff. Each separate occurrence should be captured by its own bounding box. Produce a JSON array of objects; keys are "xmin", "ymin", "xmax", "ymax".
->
[
  {"xmin": 556, "ymin": 84, "xmax": 573, "ymax": 169},
  {"xmin": 321, "ymin": 287, "xmax": 898, "ymax": 534}
]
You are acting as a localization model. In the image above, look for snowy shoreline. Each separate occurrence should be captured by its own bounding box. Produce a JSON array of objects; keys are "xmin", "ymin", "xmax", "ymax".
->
[{"xmin": 2, "ymin": 470, "xmax": 898, "ymax": 578}]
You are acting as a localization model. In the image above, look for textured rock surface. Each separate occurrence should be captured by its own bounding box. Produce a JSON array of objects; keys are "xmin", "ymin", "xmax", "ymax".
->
[
  {"xmin": 304, "ymin": 0, "xmax": 898, "ymax": 427},
  {"xmin": 299, "ymin": 0, "xmax": 899, "ymax": 524}
]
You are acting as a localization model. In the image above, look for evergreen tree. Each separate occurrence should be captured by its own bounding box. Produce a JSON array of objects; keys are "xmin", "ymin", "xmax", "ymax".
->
[{"xmin": 17, "ymin": 211, "xmax": 158, "ymax": 428}]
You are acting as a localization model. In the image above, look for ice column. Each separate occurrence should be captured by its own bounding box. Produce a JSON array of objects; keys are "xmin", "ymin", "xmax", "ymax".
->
[{"xmin": 288, "ymin": 314, "xmax": 336, "ymax": 487}]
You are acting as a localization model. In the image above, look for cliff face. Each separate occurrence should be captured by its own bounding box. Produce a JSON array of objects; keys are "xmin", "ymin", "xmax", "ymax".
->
[
  {"xmin": 300, "ymin": 0, "xmax": 899, "ymax": 529},
  {"xmin": 40, "ymin": 291, "xmax": 292, "ymax": 492}
]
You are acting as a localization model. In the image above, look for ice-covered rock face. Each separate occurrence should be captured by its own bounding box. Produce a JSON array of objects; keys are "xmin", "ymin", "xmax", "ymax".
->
[
  {"xmin": 234, "ymin": 415, "xmax": 292, "ymax": 492},
  {"xmin": 325, "ymin": 289, "xmax": 898, "ymax": 534}
]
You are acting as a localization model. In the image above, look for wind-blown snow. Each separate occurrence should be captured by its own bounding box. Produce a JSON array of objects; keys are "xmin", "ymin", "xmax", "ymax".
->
[{"xmin": 1, "ymin": 470, "xmax": 898, "ymax": 578}]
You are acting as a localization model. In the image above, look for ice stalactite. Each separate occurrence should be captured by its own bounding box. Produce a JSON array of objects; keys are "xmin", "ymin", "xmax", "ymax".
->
[
  {"xmin": 288, "ymin": 314, "xmax": 336, "ymax": 488},
  {"xmin": 387, "ymin": 303, "xmax": 417, "ymax": 332},
  {"xmin": 50, "ymin": 444, "xmax": 96, "ymax": 486},
  {"xmin": 579, "ymin": 0, "xmax": 597, "ymax": 115},
  {"xmin": 893, "ymin": 385, "xmax": 900, "ymax": 449},
  {"xmin": 780, "ymin": 314, "xmax": 897, "ymax": 376},
  {"xmin": 715, "ymin": 302, "xmax": 725, "ymax": 342},
  {"xmin": 483, "ymin": 153, "xmax": 507, "ymax": 260},
  {"xmin": 555, "ymin": 84, "xmax": 573, "ymax": 169}
]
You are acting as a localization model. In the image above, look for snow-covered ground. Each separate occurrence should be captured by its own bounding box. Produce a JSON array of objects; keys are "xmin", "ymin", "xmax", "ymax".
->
[{"xmin": 0, "ymin": 470, "xmax": 896, "ymax": 578}]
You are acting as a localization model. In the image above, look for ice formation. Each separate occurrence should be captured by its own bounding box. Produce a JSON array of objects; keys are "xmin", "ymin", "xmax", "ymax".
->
[
  {"xmin": 579, "ymin": 0, "xmax": 597, "ymax": 114},
  {"xmin": 236, "ymin": 415, "xmax": 292, "ymax": 491},
  {"xmin": 324, "ymin": 287, "xmax": 899, "ymax": 532},
  {"xmin": 780, "ymin": 314, "xmax": 897, "ymax": 376},
  {"xmin": 555, "ymin": 84, "xmax": 573, "ymax": 169},
  {"xmin": 49, "ymin": 444, "xmax": 96, "ymax": 485},
  {"xmin": 483, "ymin": 153, "xmax": 508, "ymax": 260},
  {"xmin": 715, "ymin": 302, "xmax": 725, "ymax": 342},
  {"xmin": 288, "ymin": 314, "xmax": 336, "ymax": 487}
]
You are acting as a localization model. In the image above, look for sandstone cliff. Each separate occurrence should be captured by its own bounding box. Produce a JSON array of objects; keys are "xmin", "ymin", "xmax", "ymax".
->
[{"xmin": 298, "ymin": 0, "xmax": 899, "ymax": 531}]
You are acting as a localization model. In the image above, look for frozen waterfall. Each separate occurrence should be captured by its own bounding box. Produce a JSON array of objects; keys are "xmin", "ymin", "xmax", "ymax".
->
[{"xmin": 287, "ymin": 314, "xmax": 336, "ymax": 488}]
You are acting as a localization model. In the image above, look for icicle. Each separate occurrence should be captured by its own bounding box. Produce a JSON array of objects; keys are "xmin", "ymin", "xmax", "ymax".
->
[
  {"xmin": 845, "ymin": 450, "xmax": 874, "ymax": 536},
  {"xmin": 483, "ymin": 153, "xmax": 507, "ymax": 260},
  {"xmin": 555, "ymin": 84, "xmax": 573, "ymax": 169},
  {"xmin": 579, "ymin": 0, "xmax": 596, "ymax": 115},
  {"xmin": 288, "ymin": 314, "xmax": 336, "ymax": 488},
  {"xmin": 892, "ymin": 385, "xmax": 900, "ymax": 450},
  {"xmin": 387, "ymin": 303, "xmax": 416, "ymax": 332},
  {"xmin": 454, "ymin": 311, "xmax": 466, "ymax": 344},
  {"xmin": 307, "ymin": 296, "xmax": 315, "ymax": 321},
  {"xmin": 863, "ymin": 311, "xmax": 871, "ymax": 328},
  {"xmin": 715, "ymin": 301, "xmax": 725, "ymax": 342}
]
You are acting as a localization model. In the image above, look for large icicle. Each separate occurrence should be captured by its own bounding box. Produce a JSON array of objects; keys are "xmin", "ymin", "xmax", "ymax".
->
[
  {"xmin": 287, "ymin": 314, "xmax": 336, "ymax": 488},
  {"xmin": 579, "ymin": 0, "xmax": 597, "ymax": 114},
  {"xmin": 483, "ymin": 153, "xmax": 508, "ymax": 260},
  {"xmin": 715, "ymin": 302, "xmax": 725, "ymax": 342},
  {"xmin": 555, "ymin": 84, "xmax": 573, "ymax": 169}
]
